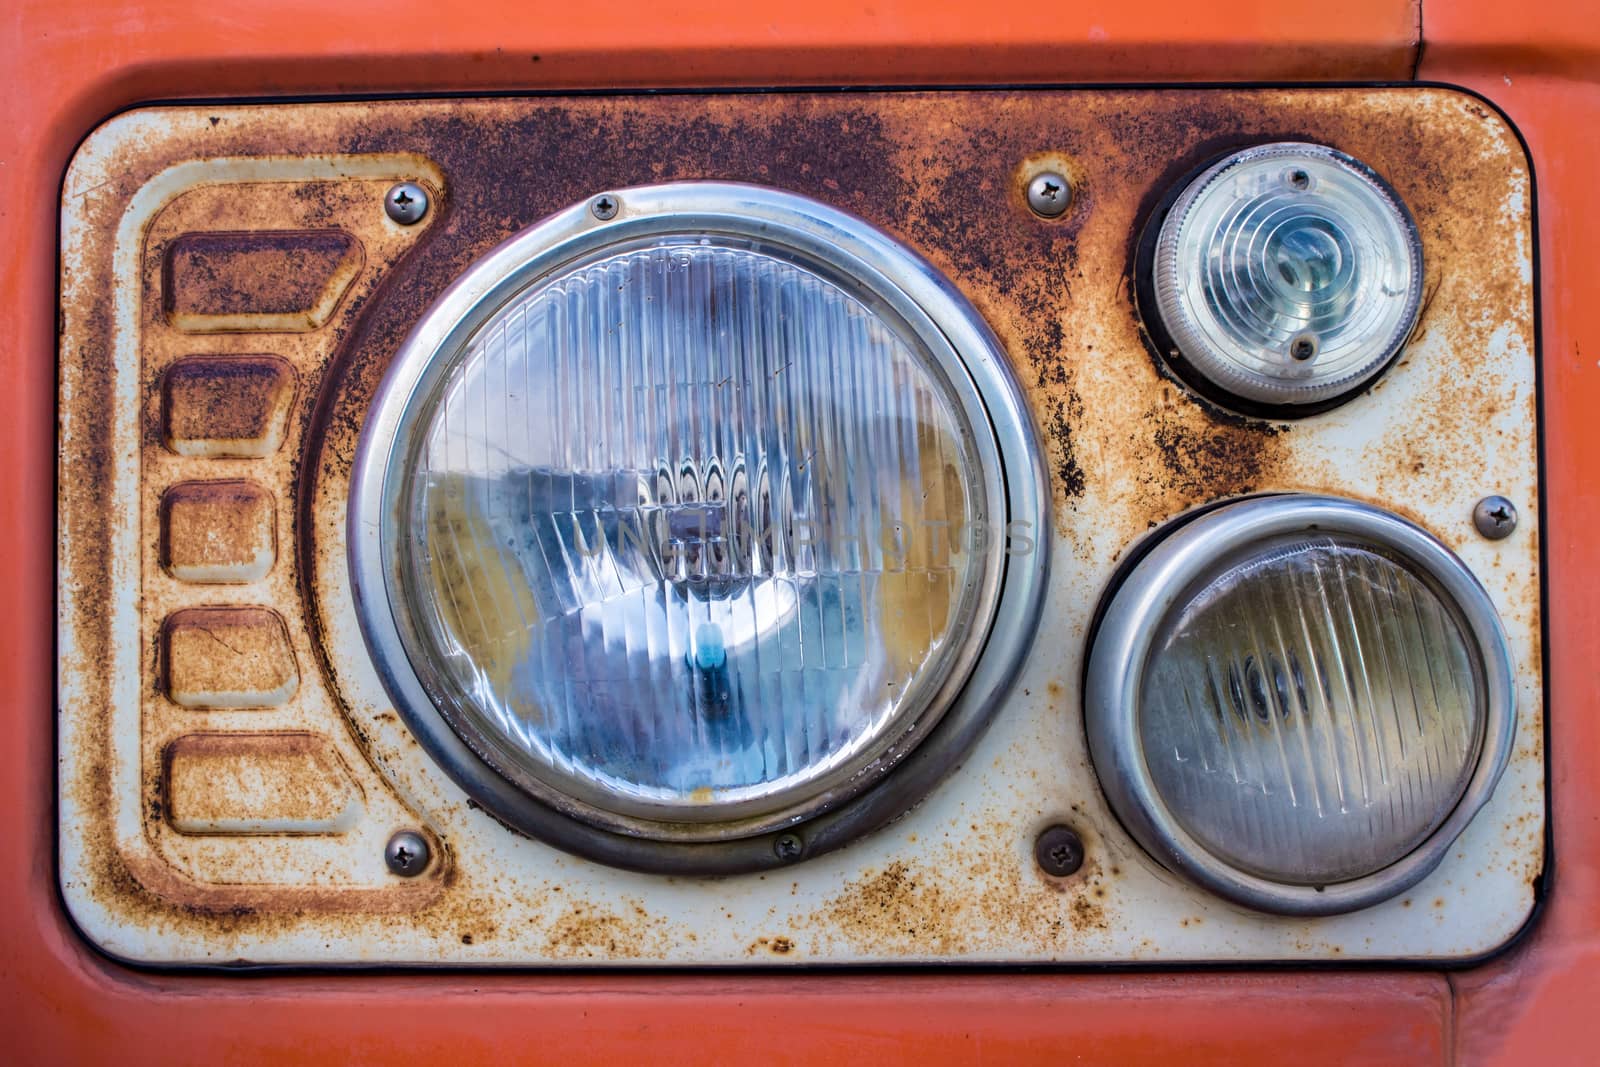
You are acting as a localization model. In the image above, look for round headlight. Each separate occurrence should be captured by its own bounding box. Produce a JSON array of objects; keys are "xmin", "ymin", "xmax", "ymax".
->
[
  {"xmin": 350, "ymin": 183, "xmax": 1048, "ymax": 870},
  {"xmin": 1142, "ymin": 143, "xmax": 1424, "ymax": 412},
  {"xmin": 1085, "ymin": 495, "xmax": 1515, "ymax": 914}
]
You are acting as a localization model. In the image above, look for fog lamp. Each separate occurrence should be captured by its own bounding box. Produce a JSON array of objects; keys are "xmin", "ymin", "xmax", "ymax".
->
[
  {"xmin": 1145, "ymin": 142, "xmax": 1424, "ymax": 411},
  {"xmin": 350, "ymin": 183, "xmax": 1047, "ymax": 867},
  {"xmin": 1085, "ymin": 495, "xmax": 1515, "ymax": 914}
]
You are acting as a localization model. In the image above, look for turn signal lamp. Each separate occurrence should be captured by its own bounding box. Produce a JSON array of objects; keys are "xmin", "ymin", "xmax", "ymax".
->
[
  {"xmin": 1142, "ymin": 142, "xmax": 1424, "ymax": 413},
  {"xmin": 1085, "ymin": 495, "xmax": 1515, "ymax": 914}
]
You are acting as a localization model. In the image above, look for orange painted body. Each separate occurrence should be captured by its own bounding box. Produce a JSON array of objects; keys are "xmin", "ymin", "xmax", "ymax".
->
[{"xmin": 2, "ymin": 0, "xmax": 1595, "ymax": 1062}]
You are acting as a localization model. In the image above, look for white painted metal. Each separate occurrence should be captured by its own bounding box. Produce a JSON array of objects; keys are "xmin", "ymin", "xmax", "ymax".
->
[{"xmin": 58, "ymin": 95, "xmax": 1543, "ymax": 966}]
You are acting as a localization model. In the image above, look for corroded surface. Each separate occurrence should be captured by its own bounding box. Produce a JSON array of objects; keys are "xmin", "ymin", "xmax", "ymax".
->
[
  {"xmin": 163, "ymin": 607, "xmax": 299, "ymax": 707},
  {"xmin": 160, "ymin": 480, "xmax": 276, "ymax": 583},
  {"xmin": 58, "ymin": 90, "xmax": 1542, "ymax": 966},
  {"xmin": 60, "ymin": 145, "xmax": 448, "ymax": 944},
  {"xmin": 164, "ymin": 732, "xmax": 361, "ymax": 834},
  {"xmin": 163, "ymin": 229, "xmax": 363, "ymax": 333},
  {"xmin": 162, "ymin": 354, "xmax": 298, "ymax": 457}
]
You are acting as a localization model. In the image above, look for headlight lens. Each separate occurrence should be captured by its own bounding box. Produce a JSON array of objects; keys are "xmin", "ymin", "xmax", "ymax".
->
[
  {"xmin": 1147, "ymin": 143, "xmax": 1423, "ymax": 410},
  {"xmin": 351, "ymin": 183, "xmax": 1047, "ymax": 860},
  {"xmin": 404, "ymin": 238, "xmax": 986, "ymax": 827},
  {"xmin": 1086, "ymin": 495, "xmax": 1515, "ymax": 914}
]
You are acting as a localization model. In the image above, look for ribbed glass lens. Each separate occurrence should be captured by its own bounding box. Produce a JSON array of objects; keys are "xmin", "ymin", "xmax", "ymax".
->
[
  {"xmin": 1139, "ymin": 533, "xmax": 1483, "ymax": 885},
  {"xmin": 397, "ymin": 237, "xmax": 988, "ymax": 828},
  {"xmin": 1153, "ymin": 142, "xmax": 1423, "ymax": 407}
]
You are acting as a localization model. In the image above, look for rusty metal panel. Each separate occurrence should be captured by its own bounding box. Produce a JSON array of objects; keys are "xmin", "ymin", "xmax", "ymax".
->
[{"xmin": 58, "ymin": 90, "xmax": 1541, "ymax": 966}]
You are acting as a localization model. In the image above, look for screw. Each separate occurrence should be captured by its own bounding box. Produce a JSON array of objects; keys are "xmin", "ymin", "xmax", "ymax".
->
[
  {"xmin": 1288, "ymin": 168, "xmax": 1312, "ymax": 190},
  {"xmin": 1034, "ymin": 824, "xmax": 1085, "ymax": 877},
  {"xmin": 384, "ymin": 182, "xmax": 429, "ymax": 225},
  {"xmin": 1290, "ymin": 333, "xmax": 1319, "ymax": 362},
  {"xmin": 1025, "ymin": 171, "xmax": 1072, "ymax": 218},
  {"xmin": 590, "ymin": 193, "xmax": 620, "ymax": 221},
  {"xmin": 385, "ymin": 829, "xmax": 431, "ymax": 876},
  {"xmin": 773, "ymin": 833, "xmax": 805, "ymax": 862},
  {"xmin": 1473, "ymin": 495, "xmax": 1519, "ymax": 540}
]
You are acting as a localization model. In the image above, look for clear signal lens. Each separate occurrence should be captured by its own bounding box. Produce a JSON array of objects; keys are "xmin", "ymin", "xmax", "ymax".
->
[
  {"xmin": 1152, "ymin": 142, "xmax": 1424, "ymax": 409},
  {"xmin": 399, "ymin": 237, "xmax": 991, "ymax": 831}
]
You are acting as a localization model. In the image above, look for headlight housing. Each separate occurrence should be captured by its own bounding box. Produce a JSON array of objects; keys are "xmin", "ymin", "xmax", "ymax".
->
[
  {"xmin": 350, "ymin": 182, "xmax": 1049, "ymax": 870},
  {"xmin": 1085, "ymin": 494, "xmax": 1515, "ymax": 915}
]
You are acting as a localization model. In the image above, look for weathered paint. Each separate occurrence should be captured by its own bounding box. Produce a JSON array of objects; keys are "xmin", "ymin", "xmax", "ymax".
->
[{"xmin": 57, "ymin": 89, "xmax": 1541, "ymax": 966}]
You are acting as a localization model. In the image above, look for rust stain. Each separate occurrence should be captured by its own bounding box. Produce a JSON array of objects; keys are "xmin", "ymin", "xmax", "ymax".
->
[
  {"xmin": 819, "ymin": 861, "xmax": 968, "ymax": 953},
  {"xmin": 115, "ymin": 849, "xmax": 447, "ymax": 920},
  {"xmin": 746, "ymin": 935, "xmax": 797, "ymax": 956},
  {"xmin": 769, "ymin": 935, "xmax": 794, "ymax": 954},
  {"xmin": 542, "ymin": 900, "xmax": 669, "ymax": 960},
  {"xmin": 804, "ymin": 824, "xmax": 1115, "ymax": 955},
  {"xmin": 1149, "ymin": 408, "xmax": 1283, "ymax": 503}
]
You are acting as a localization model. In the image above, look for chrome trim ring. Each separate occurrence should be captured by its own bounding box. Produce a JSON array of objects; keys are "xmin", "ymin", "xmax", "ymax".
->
[
  {"xmin": 349, "ymin": 182, "xmax": 1050, "ymax": 869},
  {"xmin": 1084, "ymin": 494, "xmax": 1516, "ymax": 915}
]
